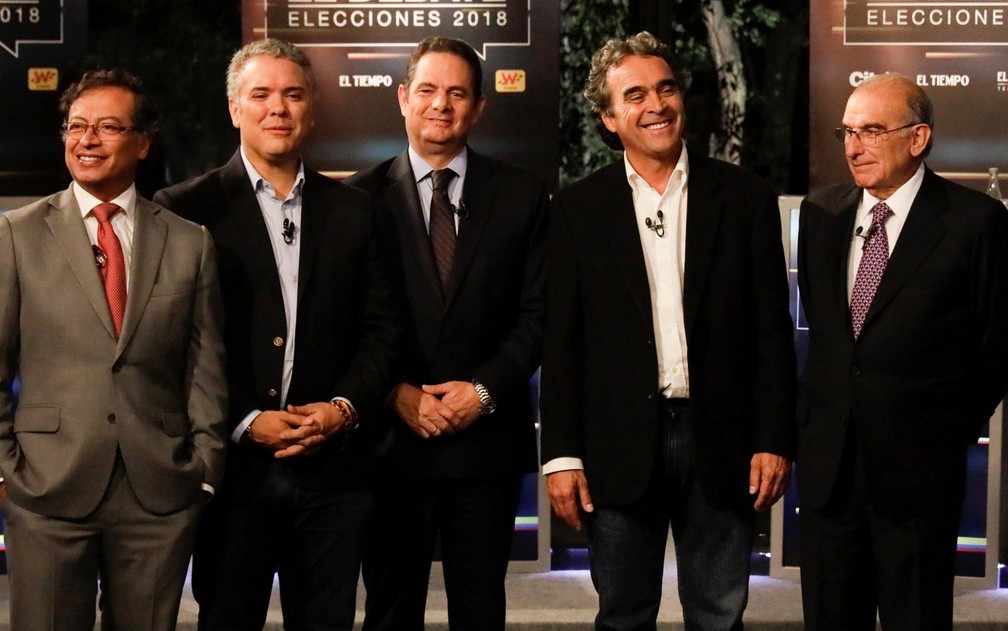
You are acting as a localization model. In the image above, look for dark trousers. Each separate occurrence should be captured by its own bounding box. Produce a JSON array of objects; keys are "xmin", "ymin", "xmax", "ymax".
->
[
  {"xmin": 800, "ymin": 429, "xmax": 965, "ymax": 631},
  {"xmin": 193, "ymin": 462, "xmax": 373, "ymax": 631},
  {"xmin": 361, "ymin": 475, "xmax": 523, "ymax": 631},
  {"xmin": 587, "ymin": 401, "xmax": 754, "ymax": 631}
]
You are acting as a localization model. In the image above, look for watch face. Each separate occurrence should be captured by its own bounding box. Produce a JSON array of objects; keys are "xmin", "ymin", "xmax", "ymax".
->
[{"xmin": 483, "ymin": 400, "xmax": 497, "ymax": 414}]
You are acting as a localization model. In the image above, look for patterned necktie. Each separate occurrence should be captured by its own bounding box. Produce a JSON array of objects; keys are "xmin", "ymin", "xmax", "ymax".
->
[
  {"xmin": 850, "ymin": 201, "xmax": 894, "ymax": 340},
  {"xmin": 429, "ymin": 168, "xmax": 457, "ymax": 294},
  {"xmin": 92, "ymin": 202, "xmax": 127, "ymax": 337}
]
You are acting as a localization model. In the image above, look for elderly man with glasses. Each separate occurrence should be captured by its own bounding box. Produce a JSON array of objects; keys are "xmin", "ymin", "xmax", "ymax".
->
[{"xmin": 797, "ymin": 72, "xmax": 1008, "ymax": 630}]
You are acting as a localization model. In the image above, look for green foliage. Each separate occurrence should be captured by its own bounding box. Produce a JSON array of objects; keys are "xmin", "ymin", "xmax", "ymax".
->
[{"xmin": 558, "ymin": 0, "xmax": 629, "ymax": 185}]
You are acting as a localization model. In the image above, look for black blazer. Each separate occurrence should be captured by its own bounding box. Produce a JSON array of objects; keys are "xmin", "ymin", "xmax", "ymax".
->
[
  {"xmin": 540, "ymin": 154, "xmax": 796, "ymax": 510},
  {"xmin": 346, "ymin": 148, "xmax": 549, "ymax": 479},
  {"xmin": 797, "ymin": 168, "xmax": 1008, "ymax": 517},
  {"xmin": 154, "ymin": 150, "xmax": 399, "ymax": 499}
]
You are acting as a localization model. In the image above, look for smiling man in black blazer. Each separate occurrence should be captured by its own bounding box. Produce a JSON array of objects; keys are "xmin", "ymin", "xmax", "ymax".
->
[
  {"xmin": 540, "ymin": 32, "xmax": 796, "ymax": 631},
  {"xmin": 154, "ymin": 39, "xmax": 398, "ymax": 630},
  {"xmin": 346, "ymin": 36, "xmax": 548, "ymax": 631},
  {"xmin": 797, "ymin": 72, "xmax": 1008, "ymax": 631}
]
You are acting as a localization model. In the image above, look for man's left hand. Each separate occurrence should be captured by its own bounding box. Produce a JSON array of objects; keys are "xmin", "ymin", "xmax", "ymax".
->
[
  {"xmin": 421, "ymin": 381, "xmax": 481, "ymax": 431},
  {"xmin": 278, "ymin": 402, "xmax": 348, "ymax": 457},
  {"xmin": 749, "ymin": 452, "xmax": 791, "ymax": 512}
]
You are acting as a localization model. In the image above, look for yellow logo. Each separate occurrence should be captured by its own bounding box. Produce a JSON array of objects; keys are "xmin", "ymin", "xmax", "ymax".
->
[
  {"xmin": 28, "ymin": 68, "xmax": 59, "ymax": 91},
  {"xmin": 495, "ymin": 69, "xmax": 525, "ymax": 93}
]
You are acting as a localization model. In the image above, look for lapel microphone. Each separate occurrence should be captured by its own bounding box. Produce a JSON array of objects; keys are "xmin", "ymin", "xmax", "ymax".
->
[
  {"xmin": 92, "ymin": 245, "xmax": 108, "ymax": 269},
  {"xmin": 855, "ymin": 224, "xmax": 878, "ymax": 241},
  {"xmin": 282, "ymin": 218, "xmax": 297, "ymax": 244},
  {"xmin": 645, "ymin": 210, "xmax": 666, "ymax": 238},
  {"xmin": 451, "ymin": 200, "xmax": 469, "ymax": 219}
]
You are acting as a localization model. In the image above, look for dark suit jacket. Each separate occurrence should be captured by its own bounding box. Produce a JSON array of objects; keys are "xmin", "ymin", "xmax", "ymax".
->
[
  {"xmin": 540, "ymin": 154, "xmax": 796, "ymax": 510},
  {"xmin": 346, "ymin": 148, "xmax": 548, "ymax": 479},
  {"xmin": 154, "ymin": 151, "xmax": 399, "ymax": 499},
  {"xmin": 0, "ymin": 188, "xmax": 227, "ymax": 519},
  {"xmin": 797, "ymin": 168, "xmax": 1008, "ymax": 518}
]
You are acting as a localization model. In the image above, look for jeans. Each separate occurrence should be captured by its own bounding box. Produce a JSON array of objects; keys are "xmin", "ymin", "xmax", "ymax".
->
[{"xmin": 587, "ymin": 402, "xmax": 754, "ymax": 631}]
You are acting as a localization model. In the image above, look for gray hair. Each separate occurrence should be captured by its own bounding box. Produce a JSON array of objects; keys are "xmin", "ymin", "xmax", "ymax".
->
[
  {"xmin": 584, "ymin": 31, "xmax": 691, "ymax": 116},
  {"xmin": 226, "ymin": 38, "xmax": 315, "ymax": 102},
  {"xmin": 856, "ymin": 72, "xmax": 934, "ymax": 157}
]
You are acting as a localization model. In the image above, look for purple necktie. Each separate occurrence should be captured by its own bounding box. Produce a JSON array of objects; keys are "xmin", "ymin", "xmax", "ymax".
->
[
  {"xmin": 850, "ymin": 201, "xmax": 893, "ymax": 340},
  {"xmin": 92, "ymin": 202, "xmax": 127, "ymax": 337},
  {"xmin": 429, "ymin": 168, "xmax": 457, "ymax": 294}
]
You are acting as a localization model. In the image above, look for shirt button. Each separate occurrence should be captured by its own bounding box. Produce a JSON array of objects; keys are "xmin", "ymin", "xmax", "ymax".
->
[
  {"xmin": 107, "ymin": 414, "xmax": 116, "ymax": 424},
  {"xmin": 273, "ymin": 337, "xmax": 284, "ymax": 347}
]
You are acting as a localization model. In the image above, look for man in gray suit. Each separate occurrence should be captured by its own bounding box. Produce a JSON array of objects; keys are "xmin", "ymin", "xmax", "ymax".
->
[{"xmin": 0, "ymin": 69, "xmax": 227, "ymax": 630}]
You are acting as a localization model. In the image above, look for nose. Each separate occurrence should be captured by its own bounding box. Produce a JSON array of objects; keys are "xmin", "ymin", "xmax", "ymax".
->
[
  {"xmin": 267, "ymin": 93, "xmax": 288, "ymax": 116},
  {"xmin": 431, "ymin": 89, "xmax": 451, "ymax": 111},
  {"xmin": 845, "ymin": 133, "xmax": 864, "ymax": 159},
  {"xmin": 79, "ymin": 124, "xmax": 101, "ymax": 145},
  {"xmin": 645, "ymin": 89, "xmax": 665, "ymax": 112}
]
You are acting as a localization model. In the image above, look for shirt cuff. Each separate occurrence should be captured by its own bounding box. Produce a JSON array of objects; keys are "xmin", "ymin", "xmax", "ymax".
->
[
  {"xmin": 231, "ymin": 409, "xmax": 260, "ymax": 444},
  {"xmin": 542, "ymin": 457, "xmax": 584, "ymax": 476}
]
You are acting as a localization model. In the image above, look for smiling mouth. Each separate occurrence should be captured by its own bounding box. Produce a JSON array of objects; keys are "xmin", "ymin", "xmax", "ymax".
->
[
  {"xmin": 642, "ymin": 121, "xmax": 671, "ymax": 130},
  {"xmin": 76, "ymin": 155, "xmax": 104, "ymax": 164}
]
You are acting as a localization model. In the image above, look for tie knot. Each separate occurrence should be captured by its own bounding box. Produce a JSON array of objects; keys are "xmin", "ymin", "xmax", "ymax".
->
[
  {"xmin": 431, "ymin": 169, "xmax": 456, "ymax": 193},
  {"xmin": 92, "ymin": 202, "xmax": 121, "ymax": 224},
  {"xmin": 870, "ymin": 201, "xmax": 893, "ymax": 225}
]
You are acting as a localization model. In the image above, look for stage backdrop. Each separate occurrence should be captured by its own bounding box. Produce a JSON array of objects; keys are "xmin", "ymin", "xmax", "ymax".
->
[
  {"xmin": 241, "ymin": 0, "xmax": 560, "ymax": 190},
  {"xmin": 0, "ymin": 0, "xmax": 87, "ymax": 195},
  {"xmin": 810, "ymin": 0, "xmax": 1008, "ymax": 192}
]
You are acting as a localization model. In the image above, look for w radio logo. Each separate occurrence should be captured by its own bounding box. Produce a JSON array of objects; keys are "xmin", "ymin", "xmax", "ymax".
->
[{"xmin": 495, "ymin": 69, "xmax": 526, "ymax": 93}]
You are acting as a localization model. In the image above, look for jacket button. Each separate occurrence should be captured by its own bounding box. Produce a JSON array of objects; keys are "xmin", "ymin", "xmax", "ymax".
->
[
  {"xmin": 647, "ymin": 393, "xmax": 655, "ymax": 401},
  {"xmin": 840, "ymin": 415, "xmax": 847, "ymax": 424},
  {"xmin": 107, "ymin": 414, "xmax": 116, "ymax": 424},
  {"xmin": 850, "ymin": 366, "xmax": 860, "ymax": 376},
  {"xmin": 273, "ymin": 337, "xmax": 284, "ymax": 347},
  {"xmin": 267, "ymin": 388, "xmax": 278, "ymax": 397}
]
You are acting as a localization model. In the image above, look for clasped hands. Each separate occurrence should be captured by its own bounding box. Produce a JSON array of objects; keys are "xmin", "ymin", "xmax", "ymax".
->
[
  {"xmin": 246, "ymin": 402, "xmax": 349, "ymax": 458},
  {"xmin": 389, "ymin": 381, "xmax": 481, "ymax": 439}
]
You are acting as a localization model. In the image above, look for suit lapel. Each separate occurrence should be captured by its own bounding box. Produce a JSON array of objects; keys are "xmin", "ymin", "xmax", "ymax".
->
[
  {"xmin": 682, "ymin": 155, "xmax": 723, "ymax": 339},
  {"xmin": 863, "ymin": 170, "xmax": 946, "ymax": 329},
  {"xmin": 44, "ymin": 188, "xmax": 118, "ymax": 338},
  {"xmin": 596, "ymin": 164, "xmax": 653, "ymax": 324},
  {"xmin": 220, "ymin": 153, "xmax": 284, "ymax": 304},
  {"xmin": 387, "ymin": 151, "xmax": 445, "ymax": 300},
  {"xmin": 449, "ymin": 150, "xmax": 494, "ymax": 306},
  {"xmin": 118, "ymin": 198, "xmax": 166, "ymax": 357},
  {"xmin": 297, "ymin": 172, "xmax": 324, "ymax": 305},
  {"xmin": 822, "ymin": 185, "xmax": 861, "ymax": 316}
]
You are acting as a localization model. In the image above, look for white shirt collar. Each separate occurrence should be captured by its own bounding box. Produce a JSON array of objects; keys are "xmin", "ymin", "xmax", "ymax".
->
[
  {"xmin": 858, "ymin": 163, "xmax": 925, "ymax": 224},
  {"xmin": 408, "ymin": 145, "xmax": 468, "ymax": 184},
  {"xmin": 624, "ymin": 145, "xmax": 689, "ymax": 199},
  {"xmin": 239, "ymin": 146, "xmax": 306, "ymax": 199},
  {"xmin": 73, "ymin": 181, "xmax": 137, "ymax": 220}
]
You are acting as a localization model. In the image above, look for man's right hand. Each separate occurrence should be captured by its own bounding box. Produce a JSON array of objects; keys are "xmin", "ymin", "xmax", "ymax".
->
[
  {"xmin": 388, "ymin": 382, "xmax": 458, "ymax": 439},
  {"xmin": 547, "ymin": 470, "xmax": 595, "ymax": 530},
  {"xmin": 247, "ymin": 409, "xmax": 315, "ymax": 456}
]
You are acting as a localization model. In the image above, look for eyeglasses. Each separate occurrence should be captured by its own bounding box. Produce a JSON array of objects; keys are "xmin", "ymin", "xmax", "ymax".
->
[
  {"xmin": 62, "ymin": 121, "xmax": 140, "ymax": 140},
  {"xmin": 833, "ymin": 123, "xmax": 918, "ymax": 147}
]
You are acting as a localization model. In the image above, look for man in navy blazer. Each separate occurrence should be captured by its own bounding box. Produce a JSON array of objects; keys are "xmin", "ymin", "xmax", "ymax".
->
[
  {"xmin": 346, "ymin": 37, "xmax": 548, "ymax": 631},
  {"xmin": 154, "ymin": 39, "xmax": 398, "ymax": 630},
  {"xmin": 797, "ymin": 72, "xmax": 1008, "ymax": 630},
  {"xmin": 540, "ymin": 32, "xmax": 795, "ymax": 630}
]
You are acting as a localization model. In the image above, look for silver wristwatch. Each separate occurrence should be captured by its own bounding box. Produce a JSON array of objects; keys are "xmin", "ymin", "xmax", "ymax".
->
[{"xmin": 472, "ymin": 380, "xmax": 496, "ymax": 415}]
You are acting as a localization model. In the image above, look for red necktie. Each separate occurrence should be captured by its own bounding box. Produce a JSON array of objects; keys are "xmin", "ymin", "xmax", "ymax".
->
[
  {"xmin": 850, "ymin": 201, "xmax": 893, "ymax": 340},
  {"xmin": 429, "ymin": 168, "xmax": 457, "ymax": 294},
  {"xmin": 92, "ymin": 203, "xmax": 127, "ymax": 337}
]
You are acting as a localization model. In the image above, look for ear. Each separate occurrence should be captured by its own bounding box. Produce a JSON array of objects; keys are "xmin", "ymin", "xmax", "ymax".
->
[
  {"xmin": 137, "ymin": 134, "xmax": 152, "ymax": 161},
  {"xmin": 909, "ymin": 123, "xmax": 931, "ymax": 158},
  {"xmin": 228, "ymin": 99, "xmax": 241, "ymax": 129},
  {"xmin": 601, "ymin": 111, "xmax": 618, "ymax": 134},
  {"xmin": 397, "ymin": 84, "xmax": 409, "ymax": 117},
  {"xmin": 471, "ymin": 95, "xmax": 487, "ymax": 123}
]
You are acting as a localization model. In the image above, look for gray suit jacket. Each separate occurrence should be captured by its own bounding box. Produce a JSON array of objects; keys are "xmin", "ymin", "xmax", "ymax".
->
[{"xmin": 0, "ymin": 187, "xmax": 228, "ymax": 519}]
